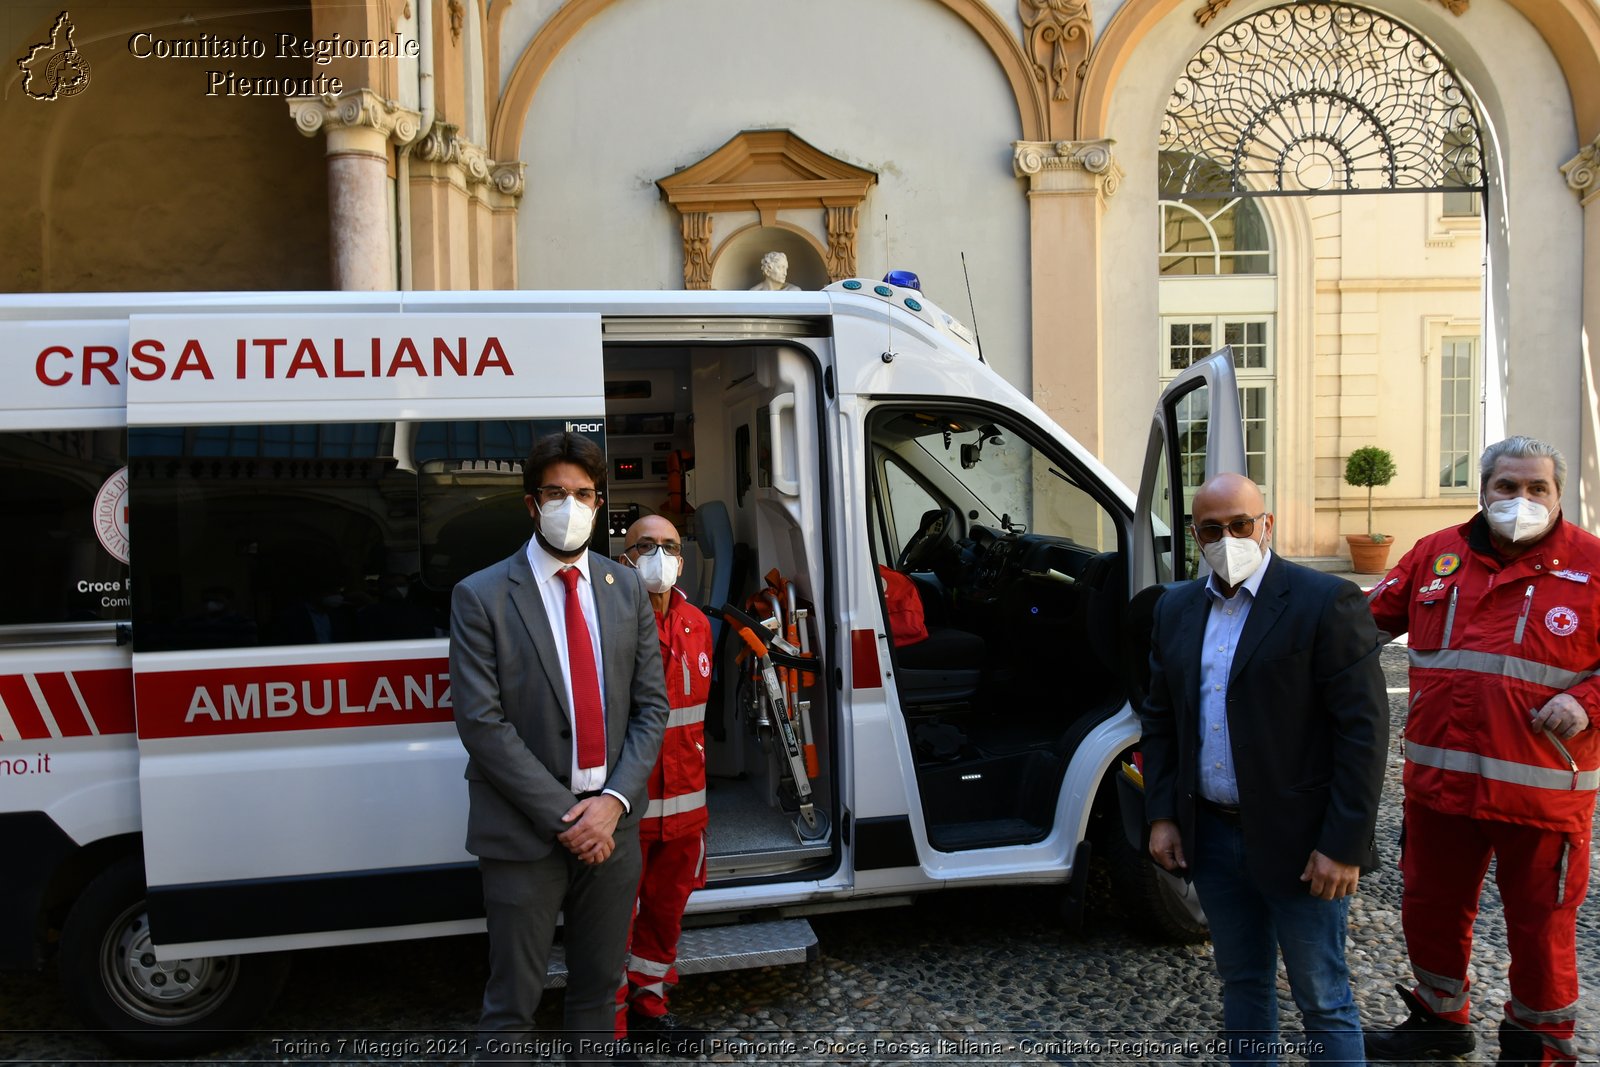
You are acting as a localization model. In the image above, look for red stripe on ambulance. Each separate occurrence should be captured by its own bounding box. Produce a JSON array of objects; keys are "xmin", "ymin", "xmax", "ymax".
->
[
  {"xmin": 75, "ymin": 669, "xmax": 135, "ymax": 735},
  {"xmin": 0, "ymin": 670, "xmax": 134, "ymax": 741},
  {"xmin": 0, "ymin": 675, "xmax": 52, "ymax": 740},
  {"xmin": 134, "ymin": 658, "xmax": 452, "ymax": 739},
  {"xmin": 35, "ymin": 673, "xmax": 91, "ymax": 737}
]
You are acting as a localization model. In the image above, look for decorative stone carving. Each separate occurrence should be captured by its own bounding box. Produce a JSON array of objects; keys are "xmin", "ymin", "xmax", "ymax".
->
[
  {"xmin": 1437, "ymin": 0, "xmax": 1469, "ymax": 13},
  {"xmin": 1195, "ymin": 0, "xmax": 1234, "ymax": 28},
  {"xmin": 289, "ymin": 88, "xmax": 422, "ymax": 145},
  {"xmin": 1013, "ymin": 139, "xmax": 1122, "ymax": 203},
  {"xmin": 657, "ymin": 130, "xmax": 876, "ymax": 289},
  {"xmin": 681, "ymin": 213, "xmax": 713, "ymax": 290},
  {"xmin": 491, "ymin": 162, "xmax": 526, "ymax": 199},
  {"xmin": 1020, "ymin": 0, "xmax": 1092, "ymax": 103},
  {"xmin": 449, "ymin": 0, "xmax": 465, "ymax": 44},
  {"xmin": 416, "ymin": 121, "xmax": 496, "ymax": 186},
  {"xmin": 1562, "ymin": 137, "xmax": 1600, "ymax": 205},
  {"xmin": 824, "ymin": 206, "xmax": 858, "ymax": 282}
]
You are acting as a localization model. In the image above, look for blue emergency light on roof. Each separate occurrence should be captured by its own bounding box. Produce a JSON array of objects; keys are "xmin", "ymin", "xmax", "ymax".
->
[{"xmin": 883, "ymin": 270, "xmax": 922, "ymax": 291}]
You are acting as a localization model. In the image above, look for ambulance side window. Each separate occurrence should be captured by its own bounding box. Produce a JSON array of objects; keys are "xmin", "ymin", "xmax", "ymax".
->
[
  {"xmin": 413, "ymin": 420, "xmax": 546, "ymax": 591},
  {"xmin": 0, "ymin": 430, "xmax": 130, "ymax": 627},
  {"xmin": 129, "ymin": 422, "xmax": 416, "ymax": 652}
]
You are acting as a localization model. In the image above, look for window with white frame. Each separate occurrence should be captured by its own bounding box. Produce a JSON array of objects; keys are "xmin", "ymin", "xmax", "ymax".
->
[
  {"xmin": 1438, "ymin": 335, "xmax": 1480, "ymax": 491},
  {"xmin": 1161, "ymin": 316, "xmax": 1274, "ymax": 494}
]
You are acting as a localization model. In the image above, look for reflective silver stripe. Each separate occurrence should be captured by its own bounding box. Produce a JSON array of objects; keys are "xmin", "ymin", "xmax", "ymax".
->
[
  {"xmin": 1556, "ymin": 840, "xmax": 1570, "ymax": 907},
  {"xmin": 666, "ymin": 702, "xmax": 706, "ymax": 729},
  {"xmin": 1513, "ymin": 584, "xmax": 1534, "ymax": 644},
  {"xmin": 1442, "ymin": 586, "xmax": 1458, "ymax": 648},
  {"xmin": 1408, "ymin": 648, "xmax": 1597, "ymax": 691},
  {"xmin": 1405, "ymin": 740, "xmax": 1600, "ymax": 791},
  {"xmin": 643, "ymin": 788, "xmax": 708, "ymax": 820},
  {"xmin": 627, "ymin": 954, "xmax": 673, "ymax": 979},
  {"xmin": 1413, "ymin": 966, "xmax": 1466, "ymax": 997},
  {"xmin": 1509, "ymin": 997, "xmax": 1580, "ymax": 1027},
  {"xmin": 1412, "ymin": 980, "xmax": 1469, "ymax": 1015},
  {"xmin": 1367, "ymin": 577, "xmax": 1401, "ymax": 604}
]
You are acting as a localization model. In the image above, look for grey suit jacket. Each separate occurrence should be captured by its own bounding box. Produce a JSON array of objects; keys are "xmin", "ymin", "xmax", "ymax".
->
[
  {"xmin": 1138, "ymin": 554, "xmax": 1389, "ymax": 895},
  {"xmin": 449, "ymin": 542, "xmax": 670, "ymax": 861}
]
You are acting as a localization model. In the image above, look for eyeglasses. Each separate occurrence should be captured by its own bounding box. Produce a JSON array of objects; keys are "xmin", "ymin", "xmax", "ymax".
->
[
  {"xmin": 1191, "ymin": 513, "xmax": 1265, "ymax": 545},
  {"xmin": 625, "ymin": 539, "xmax": 682, "ymax": 558},
  {"xmin": 535, "ymin": 485, "xmax": 599, "ymax": 506}
]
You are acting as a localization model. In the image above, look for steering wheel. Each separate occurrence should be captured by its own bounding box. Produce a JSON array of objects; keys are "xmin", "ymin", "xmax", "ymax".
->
[{"xmin": 897, "ymin": 505, "xmax": 961, "ymax": 572}]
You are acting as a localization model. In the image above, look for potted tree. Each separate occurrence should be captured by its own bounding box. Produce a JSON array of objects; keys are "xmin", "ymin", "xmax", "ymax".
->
[{"xmin": 1344, "ymin": 446, "xmax": 1398, "ymax": 573}]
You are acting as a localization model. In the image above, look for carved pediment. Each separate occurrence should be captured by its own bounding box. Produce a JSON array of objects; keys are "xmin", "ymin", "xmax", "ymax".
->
[{"xmin": 657, "ymin": 130, "xmax": 877, "ymax": 213}]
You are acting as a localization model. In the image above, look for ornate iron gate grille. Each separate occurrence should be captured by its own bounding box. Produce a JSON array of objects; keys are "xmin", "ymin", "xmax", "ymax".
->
[{"xmin": 1159, "ymin": 2, "xmax": 1484, "ymax": 198}]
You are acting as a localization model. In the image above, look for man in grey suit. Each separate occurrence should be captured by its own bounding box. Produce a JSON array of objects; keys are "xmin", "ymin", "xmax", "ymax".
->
[
  {"xmin": 450, "ymin": 431, "xmax": 669, "ymax": 1056},
  {"xmin": 1141, "ymin": 473, "xmax": 1387, "ymax": 1065}
]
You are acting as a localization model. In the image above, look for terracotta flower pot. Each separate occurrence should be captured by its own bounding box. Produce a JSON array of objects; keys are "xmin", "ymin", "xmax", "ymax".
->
[{"xmin": 1346, "ymin": 533, "xmax": 1395, "ymax": 574}]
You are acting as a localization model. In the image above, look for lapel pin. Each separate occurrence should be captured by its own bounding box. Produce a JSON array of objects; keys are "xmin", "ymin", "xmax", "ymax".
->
[{"xmin": 605, "ymin": 573, "xmax": 615, "ymax": 585}]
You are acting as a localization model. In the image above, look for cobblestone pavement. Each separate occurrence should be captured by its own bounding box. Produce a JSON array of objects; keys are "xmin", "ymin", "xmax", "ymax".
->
[{"xmin": 2, "ymin": 646, "xmax": 1596, "ymax": 1065}]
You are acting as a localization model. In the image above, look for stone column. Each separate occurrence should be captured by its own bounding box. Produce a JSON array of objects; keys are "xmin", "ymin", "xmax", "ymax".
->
[
  {"xmin": 290, "ymin": 89, "xmax": 421, "ymax": 291},
  {"xmin": 1013, "ymin": 139, "xmax": 1122, "ymax": 453},
  {"xmin": 1561, "ymin": 137, "xmax": 1600, "ymax": 529}
]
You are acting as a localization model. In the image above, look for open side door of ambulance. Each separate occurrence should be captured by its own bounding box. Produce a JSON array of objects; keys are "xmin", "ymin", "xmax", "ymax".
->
[
  {"xmin": 125, "ymin": 307, "xmax": 605, "ymax": 959},
  {"xmin": 1120, "ymin": 345, "xmax": 1247, "ymax": 936}
]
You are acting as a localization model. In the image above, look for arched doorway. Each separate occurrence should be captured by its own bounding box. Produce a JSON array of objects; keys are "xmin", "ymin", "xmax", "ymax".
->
[{"xmin": 1154, "ymin": 2, "xmax": 1487, "ymax": 563}]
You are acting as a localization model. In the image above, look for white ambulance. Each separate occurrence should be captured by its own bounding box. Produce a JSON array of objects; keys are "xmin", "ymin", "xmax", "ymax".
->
[{"xmin": 0, "ymin": 282, "xmax": 1242, "ymax": 1051}]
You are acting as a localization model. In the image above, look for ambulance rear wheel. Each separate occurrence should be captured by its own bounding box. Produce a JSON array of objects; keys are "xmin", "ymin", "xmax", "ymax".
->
[
  {"xmin": 59, "ymin": 856, "xmax": 291, "ymax": 1054},
  {"xmin": 1105, "ymin": 830, "xmax": 1209, "ymax": 944}
]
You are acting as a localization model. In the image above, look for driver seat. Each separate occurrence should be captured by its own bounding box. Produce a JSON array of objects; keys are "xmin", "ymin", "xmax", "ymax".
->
[{"xmin": 890, "ymin": 576, "xmax": 985, "ymax": 708}]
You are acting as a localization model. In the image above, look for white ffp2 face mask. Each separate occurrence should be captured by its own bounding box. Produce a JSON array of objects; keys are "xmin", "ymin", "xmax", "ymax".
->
[
  {"xmin": 1484, "ymin": 497, "xmax": 1554, "ymax": 543},
  {"xmin": 1201, "ymin": 531, "xmax": 1264, "ymax": 588},
  {"xmin": 633, "ymin": 551, "xmax": 680, "ymax": 594},
  {"xmin": 539, "ymin": 496, "xmax": 597, "ymax": 553}
]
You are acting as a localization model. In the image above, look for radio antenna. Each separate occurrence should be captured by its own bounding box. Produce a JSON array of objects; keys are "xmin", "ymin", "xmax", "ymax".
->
[
  {"xmin": 960, "ymin": 252, "xmax": 986, "ymax": 364},
  {"xmin": 882, "ymin": 213, "xmax": 895, "ymax": 364}
]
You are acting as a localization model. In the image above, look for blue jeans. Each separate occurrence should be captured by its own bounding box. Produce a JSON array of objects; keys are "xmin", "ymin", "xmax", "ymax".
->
[{"xmin": 1189, "ymin": 806, "xmax": 1366, "ymax": 1066}]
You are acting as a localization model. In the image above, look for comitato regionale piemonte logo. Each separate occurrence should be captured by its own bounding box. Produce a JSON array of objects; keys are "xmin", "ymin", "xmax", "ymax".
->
[{"xmin": 17, "ymin": 11, "xmax": 91, "ymax": 101}]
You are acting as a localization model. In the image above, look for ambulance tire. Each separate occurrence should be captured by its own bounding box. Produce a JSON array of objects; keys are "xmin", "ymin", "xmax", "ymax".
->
[
  {"xmin": 1105, "ymin": 831, "xmax": 1209, "ymax": 944},
  {"xmin": 58, "ymin": 856, "xmax": 291, "ymax": 1054}
]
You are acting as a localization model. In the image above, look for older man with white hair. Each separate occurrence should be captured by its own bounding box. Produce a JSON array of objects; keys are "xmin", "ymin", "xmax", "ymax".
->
[{"xmin": 1367, "ymin": 436, "xmax": 1600, "ymax": 1067}]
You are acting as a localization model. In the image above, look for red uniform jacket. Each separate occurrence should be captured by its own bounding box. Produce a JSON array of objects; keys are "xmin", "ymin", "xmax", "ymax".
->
[
  {"xmin": 640, "ymin": 588, "xmax": 712, "ymax": 840},
  {"xmin": 1369, "ymin": 515, "xmax": 1600, "ymax": 831}
]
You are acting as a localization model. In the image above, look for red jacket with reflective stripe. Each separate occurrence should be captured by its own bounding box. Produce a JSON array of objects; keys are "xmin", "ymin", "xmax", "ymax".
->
[
  {"xmin": 1369, "ymin": 516, "xmax": 1600, "ymax": 831},
  {"xmin": 640, "ymin": 588, "xmax": 712, "ymax": 841}
]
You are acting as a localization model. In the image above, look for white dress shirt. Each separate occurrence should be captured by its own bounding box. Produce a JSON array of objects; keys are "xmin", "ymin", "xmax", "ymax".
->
[
  {"xmin": 525, "ymin": 538, "xmax": 626, "ymax": 807},
  {"xmin": 1197, "ymin": 548, "xmax": 1272, "ymax": 806}
]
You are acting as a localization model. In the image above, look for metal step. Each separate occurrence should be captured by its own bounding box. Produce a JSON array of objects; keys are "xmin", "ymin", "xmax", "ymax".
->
[{"xmin": 544, "ymin": 917, "xmax": 817, "ymax": 988}]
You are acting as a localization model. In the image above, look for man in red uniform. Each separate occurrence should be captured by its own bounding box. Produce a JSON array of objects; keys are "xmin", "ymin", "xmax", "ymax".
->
[
  {"xmin": 1367, "ymin": 436, "xmax": 1598, "ymax": 1066},
  {"xmin": 615, "ymin": 515, "xmax": 712, "ymax": 1053}
]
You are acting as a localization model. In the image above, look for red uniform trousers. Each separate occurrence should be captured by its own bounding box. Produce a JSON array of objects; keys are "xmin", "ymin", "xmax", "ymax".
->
[
  {"xmin": 1401, "ymin": 799, "xmax": 1592, "ymax": 1063},
  {"xmin": 621, "ymin": 832, "xmax": 706, "ymax": 1020}
]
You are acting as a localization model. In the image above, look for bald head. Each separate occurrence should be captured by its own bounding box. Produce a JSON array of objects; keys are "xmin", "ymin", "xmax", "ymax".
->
[
  {"xmin": 624, "ymin": 514, "xmax": 680, "ymax": 551},
  {"xmin": 1192, "ymin": 472, "xmax": 1273, "ymax": 548},
  {"xmin": 1193, "ymin": 473, "xmax": 1264, "ymax": 520}
]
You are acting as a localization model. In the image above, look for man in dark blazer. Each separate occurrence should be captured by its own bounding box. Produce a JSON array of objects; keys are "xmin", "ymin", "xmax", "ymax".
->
[
  {"xmin": 450, "ymin": 432, "xmax": 669, "ymax": 1056},
  {"xmin": 1141, "ymin": 472, "xmax": 1388, "ymax": 1065}
]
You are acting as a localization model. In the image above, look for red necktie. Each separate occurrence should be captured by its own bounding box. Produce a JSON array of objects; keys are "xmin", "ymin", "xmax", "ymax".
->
[{"xmin": 559, "ymin": 567, "xmax": 606, "ymax": 769}]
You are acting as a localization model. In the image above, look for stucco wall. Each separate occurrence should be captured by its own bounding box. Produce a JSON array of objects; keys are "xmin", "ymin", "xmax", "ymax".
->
[
  {"xmin": 507, "ymin": 0, "xmax": 1033, "ymax": 391},
  {"xmin": 2, "ymin": 1, "xmax": 330, "ymax": 293}
]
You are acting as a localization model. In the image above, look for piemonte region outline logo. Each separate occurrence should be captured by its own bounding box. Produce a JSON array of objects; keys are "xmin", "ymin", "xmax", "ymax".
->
[{"xmin": 17, "ymin": 11, "xmax": 91, "ymax": 101}]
